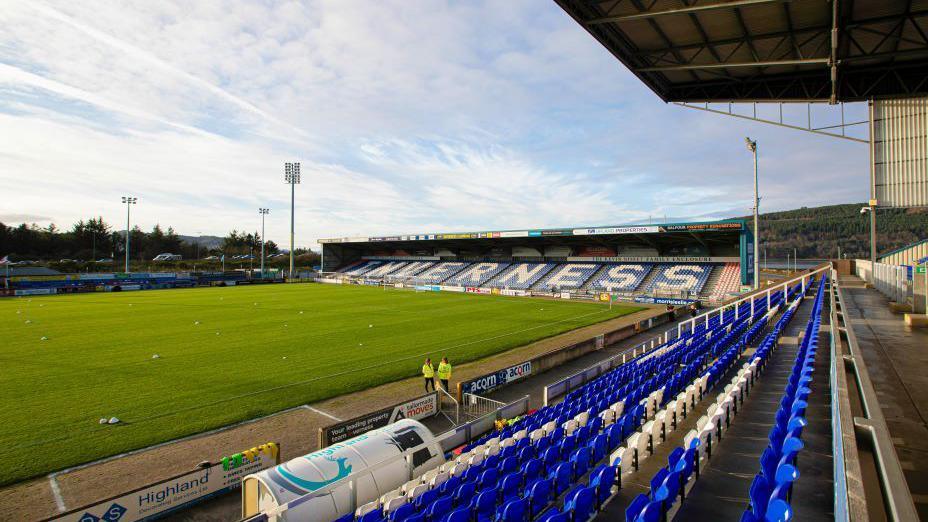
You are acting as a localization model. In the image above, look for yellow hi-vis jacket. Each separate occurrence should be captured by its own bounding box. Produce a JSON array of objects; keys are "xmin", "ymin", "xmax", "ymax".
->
[
  {"xmin": 422, "ymin": 363, "xmax": 435, "ymax": 378},
  {"xmin": 437, "ymin": 362, "xmax": 452, "ymax": 380}
]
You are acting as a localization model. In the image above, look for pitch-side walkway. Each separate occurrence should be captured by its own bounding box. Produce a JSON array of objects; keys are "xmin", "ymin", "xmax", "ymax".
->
[{"xmin": 839, "ymin": 275, "xmax": 928, "ymax": 519}]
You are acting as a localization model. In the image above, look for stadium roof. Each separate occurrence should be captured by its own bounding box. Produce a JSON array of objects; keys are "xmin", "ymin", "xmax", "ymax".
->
[
  {"xmin": 318, "ymin": 219, "xmax": 745, "ymax": 245},
  {"xmin": 555, "ymin": 0, "xmax": 928, "ymax": 102}
]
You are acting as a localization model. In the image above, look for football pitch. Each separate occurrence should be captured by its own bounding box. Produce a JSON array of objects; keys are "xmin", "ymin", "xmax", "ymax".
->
[{"xmin": 0, "ymin": 284, "xmax": 642, "ymax": 484}]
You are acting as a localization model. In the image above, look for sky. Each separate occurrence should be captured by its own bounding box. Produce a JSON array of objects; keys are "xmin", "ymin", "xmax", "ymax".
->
[{"xmin": 0, "ymin": 0, "xmax": 871, "ymax": 249}]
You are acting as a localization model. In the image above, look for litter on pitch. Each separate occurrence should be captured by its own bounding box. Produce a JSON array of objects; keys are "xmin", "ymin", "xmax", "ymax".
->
[
  {"xmin": 299, "ymin": 311, "xmax": 304, "ymax": 314},
  {"xmin": 40, "ymin": 336, "xmax": 48, "ymax": 341},
  {"xmin": 194, "ymin": 321, "xmax": 200, "ymax": 325},
  {"xmin": 369, "ymin": 324, "xmax": 373, "ymax": 328},
  {"xmin": 98, "ymin": 418, "xmax": 108, "ymax": 424},
  {"xmin": 108, "ymin": 417, "xmax": 120, "ymax": 425},
  {"xmin": 152, "ymin": 354, "xmax": 160, "ymax": 359},
  {"xmin": 25, "ymin": 319, "xmax": 31, "ymax": 324}
]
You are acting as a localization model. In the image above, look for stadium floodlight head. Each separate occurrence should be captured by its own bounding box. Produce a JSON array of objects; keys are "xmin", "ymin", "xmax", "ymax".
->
[
  {"xmin": 744, "ymin": 137, "xmax": 757, "ymax": 152},
  {"xmin": 259, "ymin": 208, "xmax": 270, "ymax": 215},
  {"xmin": 121, "ymin": 196, "xmax": 137, "ymax": 204},
  {"xmin": 285, "ymin": 162, "xmax": 301, "ymax": 184}
]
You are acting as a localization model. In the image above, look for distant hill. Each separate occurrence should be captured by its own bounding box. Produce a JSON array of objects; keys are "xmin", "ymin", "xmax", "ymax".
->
[
  {"xmin": 176, "ymin": 234, "xmax": 224, "ymax": 249},
  {"xmin": 737, "ymin": 203, "xmax": 928, "ymax": 259}
]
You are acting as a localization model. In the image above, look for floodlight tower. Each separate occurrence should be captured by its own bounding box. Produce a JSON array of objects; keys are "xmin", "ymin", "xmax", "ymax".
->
[
  {"xmin": 259, "ymin": 208, "xmax": 269, "ymax": 276},
  {"xmin": 284, "ymin": 162, "xmax": 301, "ymax": 279},
  {"xmin": 745, "ymin": 138, "xmax": 760, "ymax": 290},
  {"xmin": 121, "ymin": 196, "xmax": 137, "ymax": 273}
]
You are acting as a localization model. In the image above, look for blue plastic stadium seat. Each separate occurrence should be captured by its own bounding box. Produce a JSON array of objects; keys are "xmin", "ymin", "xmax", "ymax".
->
[
  {"xmin": 764, "ymin": 499, "xmax": 793, "ymax": 522},
  {"xmin": 390, "ymin": 503, "xmax": 416, "ymax": 522},
  {"xmin": 438, "ymin": 475, "xmax": 461, "ymax": 497},
  {"xmin": 523, "ymin": 458, "xmax": 542, "ymax": 485},
  {"xmin": 471, "ymin": 490, "xmax": 497, "ymax": 522},
  {"xmin": 478, "ymin": 467, "xmax": 498, "ymax": 490},
  {"xmin": 333, "ymin": 513, "xmax": 354, "ymax": 522},
  {"xmin": 589, "ymin": 465, "xmax": 617, "ymax": 507},
  {"xmin": 500, "ymin": 472, "xmax": 522, "ymax": 504},
  {"xmin": 626, "ymin": 494, "xmax": 649, "ymax": 522},
  {"xmin": 359, "ymin": 509, "xmax": 385, "ymax": 522},
  {"xmin": 528, "ymin": 478, "xmax": 553, "ymax": 517},
  {"xmin": 497, "ymin": 498, "xmax": 528, "ymax": 522},
  {"xmin": 425, "ymin": 496, "xmax": 453, "ymax": 522},
  {"xmin": 548, "ymin": 462, "xmax": 571, "ymax": 496},
  {"xmin": 564, "ymin": 486, "xmax": 595, "ymax": 521},
  {"xmin": 414, "ymin": 489, "xmax": 438, "ymax": 511},
  {"xmin": 536, "ymin": 508, "xmax": 569, "ymax": 522},
  {"xmin": 452, "ymin": 481, "xmax": 476, "ymax": 508},
  {"xmin": 438, "ymin": 508, "xmax": 470, "ymax": 522}
]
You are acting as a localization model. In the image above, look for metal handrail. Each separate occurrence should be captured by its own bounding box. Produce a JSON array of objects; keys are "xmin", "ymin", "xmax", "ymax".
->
[
  {"xmin": 677, "ymin": 264, "xmax": 830, "ymax": 338},
  {"xmin": 830, "ymin": 270, "xmax": 918, "ymax": 521},
  {"xmin": 437, "ymin": 385, "xmax": 460, "ymax": 425},
  {"xmin": 462, "ymin": 393, "xmax": 505, "ymax": 419}
]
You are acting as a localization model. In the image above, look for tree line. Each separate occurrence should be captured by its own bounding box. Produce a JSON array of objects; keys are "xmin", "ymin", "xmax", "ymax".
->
[{"xmin": 0, "ymin": 218, "xmax": 299, "ymax": 265}]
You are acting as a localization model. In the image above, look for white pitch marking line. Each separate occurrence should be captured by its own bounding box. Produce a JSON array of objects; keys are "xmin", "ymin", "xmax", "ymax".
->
[
  {"xmin": 48, "ymin": 474, "xmax": 66, "ymax": 512},
  {"xmin": 306, "ymin": 406, "xmax": 342, "ymax": 422}
]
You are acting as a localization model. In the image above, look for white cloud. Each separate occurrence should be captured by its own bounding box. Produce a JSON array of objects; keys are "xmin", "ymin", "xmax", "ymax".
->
[{"xmin": 0, "ymin": 0, "xmax": 871, "ymax": 249}]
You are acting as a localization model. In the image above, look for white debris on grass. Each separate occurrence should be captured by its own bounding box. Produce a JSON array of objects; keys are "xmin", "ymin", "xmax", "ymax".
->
[
  {"xmin": 108, "ymin": 417, "xmax": 120, "ymax": 424},
  {"xmin": 299, "ymin": 311, "xmax": 304, "ymax": 314},
  {"xmin": 152, "ymin": 354, "xmax": 160, "ymax": 359},
  {"xmin": 194, "ymin": 321, "xmax": 200, "ymax": 325},
  {"xmin": 40, "ymin": 336, "xmax": 48, "ymax": 341},
  {"xmin": 24, "ymin": 320, "xmax": 31, "ymax": 324},
  {"xmin": 99, "ymin": 418, "xmax": 108, "ymax": 424},
  {"xmin": 368, "ymin": 324, "xmax": 373, "ymax": 328}
]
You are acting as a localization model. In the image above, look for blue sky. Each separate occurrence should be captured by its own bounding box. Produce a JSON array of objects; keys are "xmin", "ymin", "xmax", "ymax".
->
[{"xmin": 0, "ymin": 1, "xmax": 870, "ymax": 248}]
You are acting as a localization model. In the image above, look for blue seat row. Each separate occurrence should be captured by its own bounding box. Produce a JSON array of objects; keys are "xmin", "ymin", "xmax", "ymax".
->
[{"xmin": 741, "ymin": 278, "xmax": 826, "ymax": 522}]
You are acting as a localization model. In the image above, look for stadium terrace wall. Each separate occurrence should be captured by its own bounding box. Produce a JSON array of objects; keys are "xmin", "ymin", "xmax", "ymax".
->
[{"xmin": 456, "ymin": 309, "xmax": 674, "ymax": 401}]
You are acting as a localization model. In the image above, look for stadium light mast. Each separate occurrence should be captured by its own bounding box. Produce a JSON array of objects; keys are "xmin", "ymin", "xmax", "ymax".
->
[
  {"xmin": 121, "ymin": 196, "xmax": 137, "ymax": 273},
  {"xmin": 259, "ymin": 208, "xmax": 269, "ymax": 276},
  {"xmin": 745, "ymin": 137, "xmax": 760, "ymax": 290},
  {"xmin": 284, "ymin": 162, "xmax": 301, "ymax": 279}
]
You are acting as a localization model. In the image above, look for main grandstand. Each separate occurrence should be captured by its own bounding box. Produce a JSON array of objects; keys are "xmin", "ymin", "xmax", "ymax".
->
[{"xmin": 320, "ymin": 220, "xmax": 753, "ymax": 305}]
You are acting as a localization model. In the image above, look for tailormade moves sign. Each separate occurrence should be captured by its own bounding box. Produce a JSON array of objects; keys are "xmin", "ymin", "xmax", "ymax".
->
[
  {"xmin": 48, "ymin": 443, "xmax": 278, "ymax": 522},
  {"xmin": 322, "ymin": 393, "xmax": 439, "ymax": 445},
  {"xmin": 461, "ymin": 362, "xmax": 532, "ymax": 395}
]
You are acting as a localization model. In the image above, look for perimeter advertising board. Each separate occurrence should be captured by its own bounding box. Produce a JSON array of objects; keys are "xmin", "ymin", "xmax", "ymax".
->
[
  {"xmin": 460, "ymin": 362, "xmax": 532, "ymax": 398},
  {"xmin": 47, "ymin": 443, "xmax": 279, "ymax": 522},
  {"xmin": 320, "ymin": 392, "xmax": 439, "ymax": 446},
  {"xmin": 634, "ymin": 296, "xmax": 695, "ymax": 306}
]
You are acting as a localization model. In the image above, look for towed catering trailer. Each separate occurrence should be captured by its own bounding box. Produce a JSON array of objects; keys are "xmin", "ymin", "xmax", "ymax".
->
[{"xmin": 243, "ymin": 419, "xmax": 444, "ymax": 522}]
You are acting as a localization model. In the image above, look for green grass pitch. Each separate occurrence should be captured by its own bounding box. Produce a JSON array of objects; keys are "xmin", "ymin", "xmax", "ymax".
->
[{"xmin": 0, "ymin": 283, "xmax": 642, "ymax": 484}]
